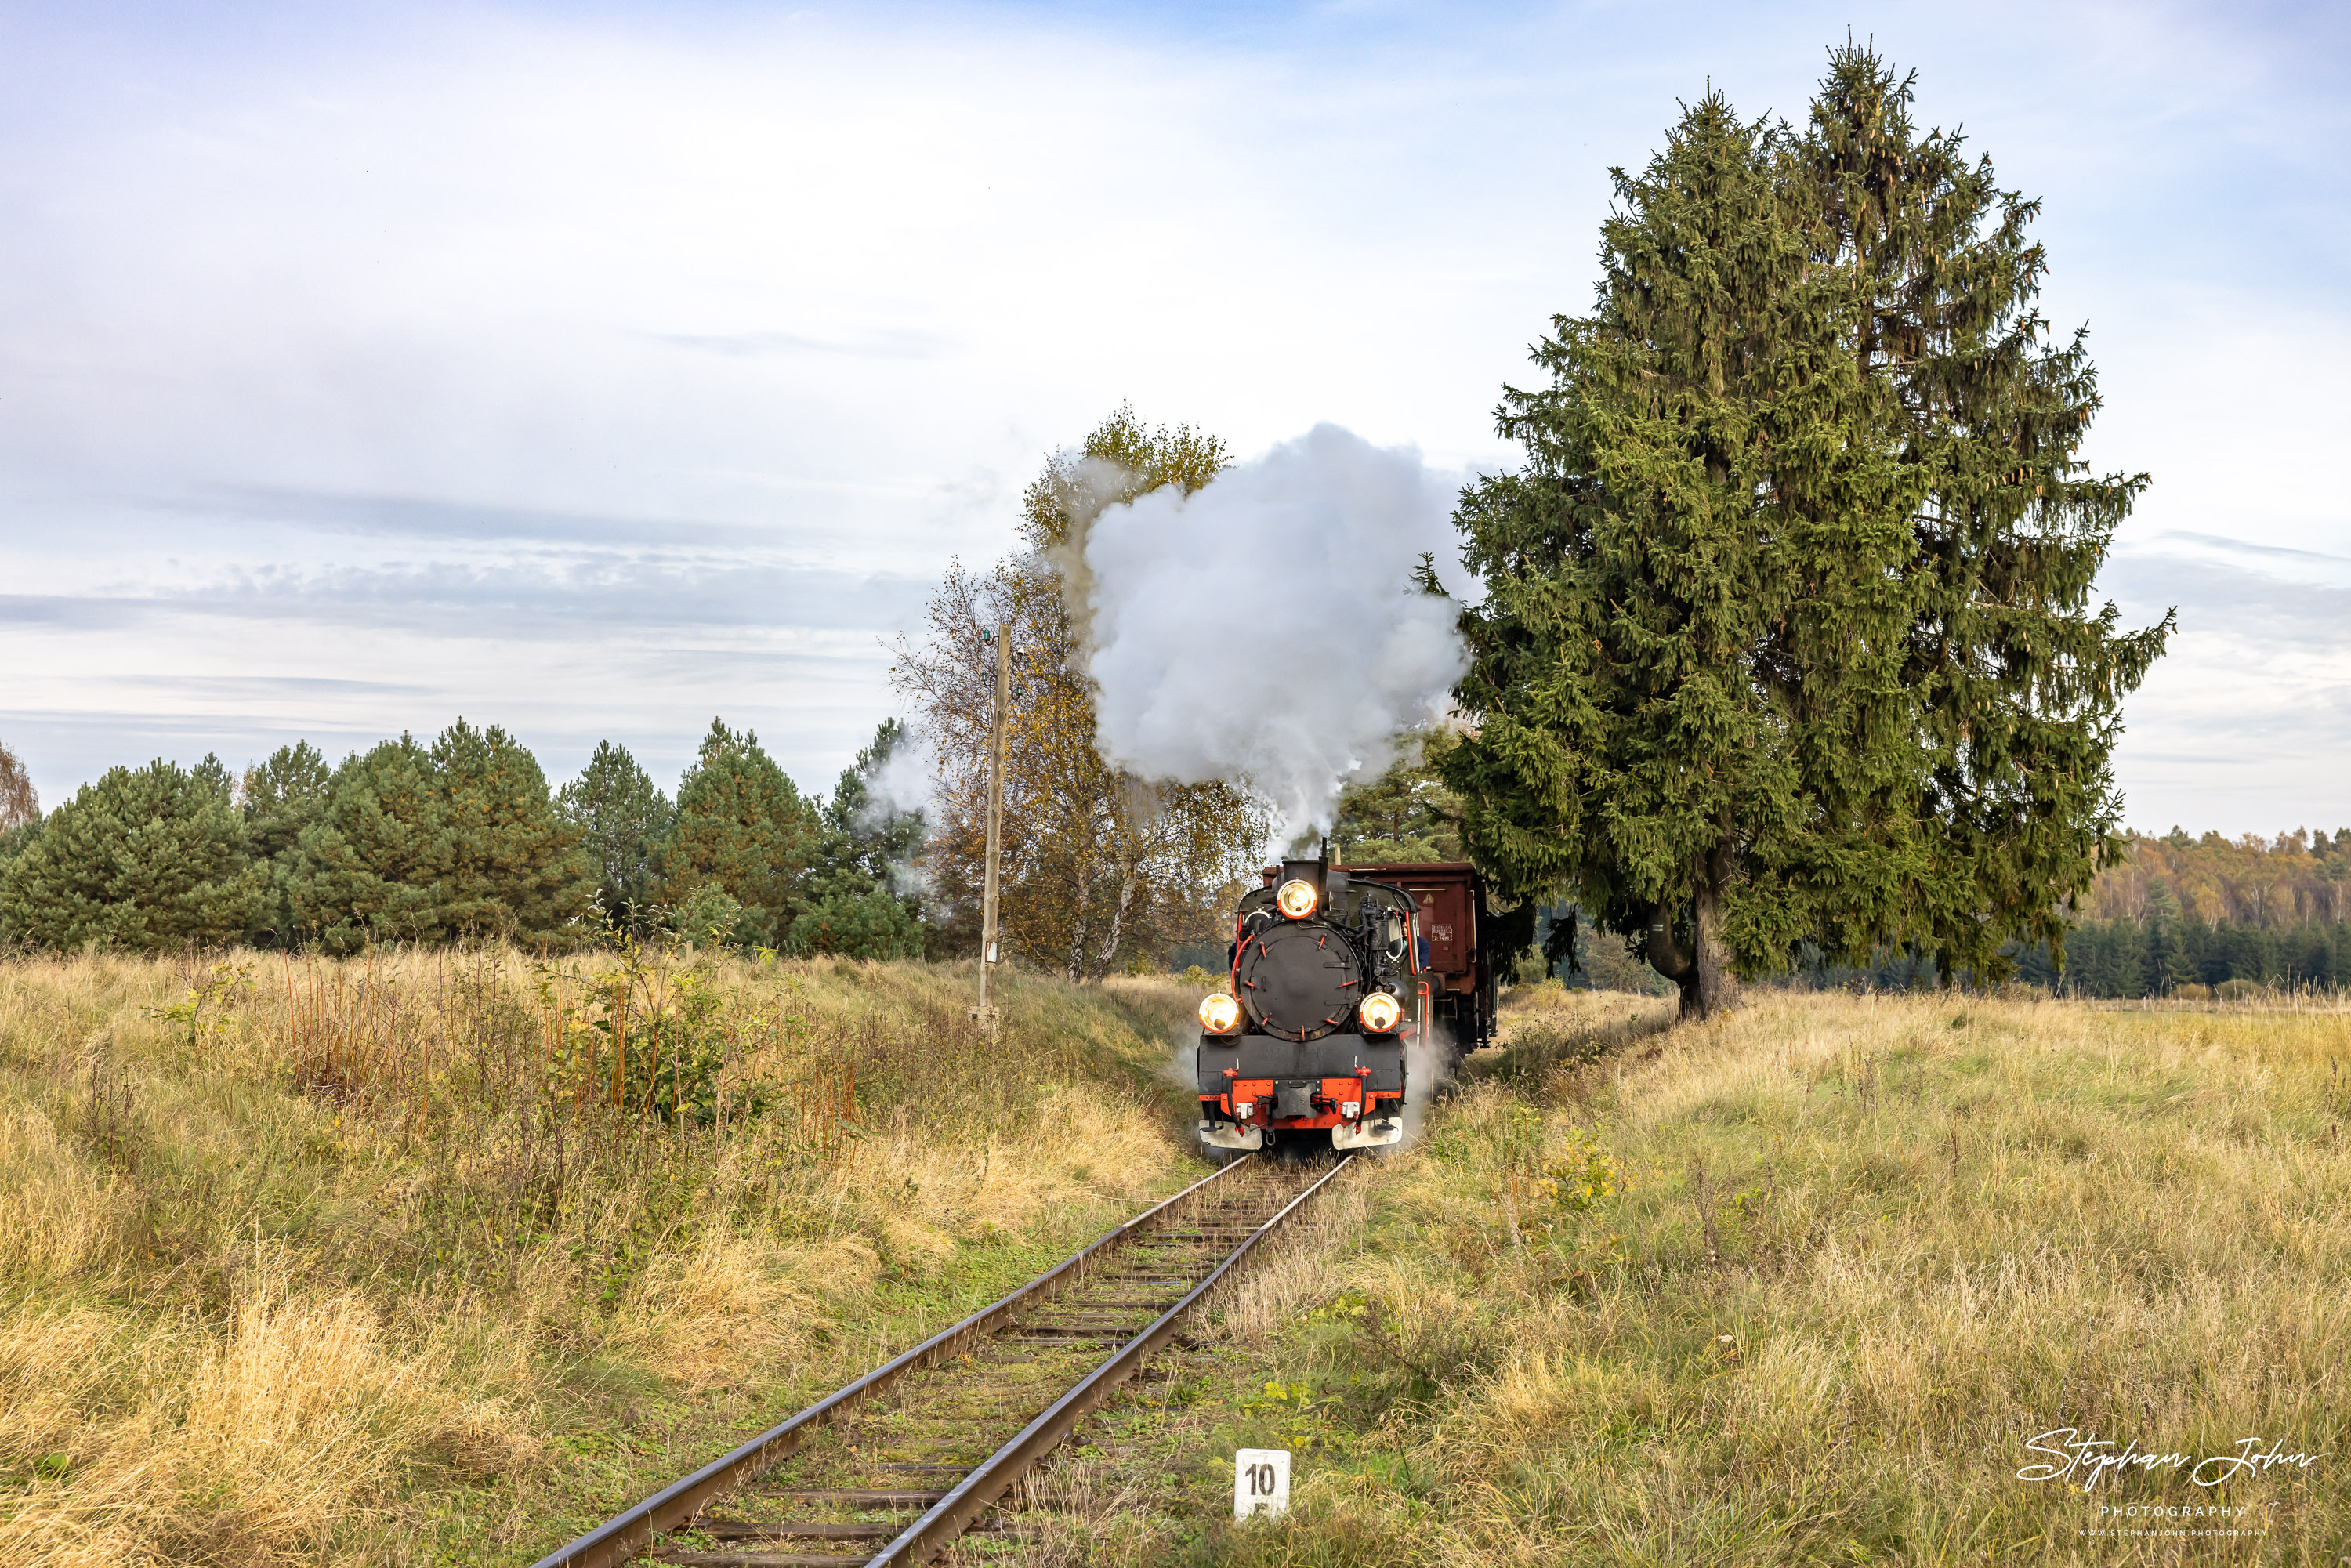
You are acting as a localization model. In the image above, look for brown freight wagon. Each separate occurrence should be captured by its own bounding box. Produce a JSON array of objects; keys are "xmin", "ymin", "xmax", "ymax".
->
[{"xmin": 1315, "ymin": 860, "xmax": 1502, "ymax": 1056}]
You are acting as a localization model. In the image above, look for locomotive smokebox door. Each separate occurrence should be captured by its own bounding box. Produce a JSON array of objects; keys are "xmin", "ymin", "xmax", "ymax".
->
[{"xmin": 1236, "ymin": 921, "xmax": 1363, "ymax": 1041}]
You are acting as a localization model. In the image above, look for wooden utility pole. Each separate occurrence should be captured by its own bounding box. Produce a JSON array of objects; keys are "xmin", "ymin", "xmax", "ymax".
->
[{"xmin": 975, "ymin": 620, "xmax": 1012, "ymax": 1024}]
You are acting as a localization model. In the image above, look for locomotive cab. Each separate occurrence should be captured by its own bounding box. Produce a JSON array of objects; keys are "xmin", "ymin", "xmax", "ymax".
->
[{"xmin": 1195, "ymin": 856, "xmax": 1418, "ymax": 1155}]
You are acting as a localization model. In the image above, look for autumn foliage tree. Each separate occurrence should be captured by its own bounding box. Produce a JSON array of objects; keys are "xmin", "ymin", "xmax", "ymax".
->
[
  {"xmin": 894, "ymin": 407, "xmax": 1267, "ymax": 980},
  {"xmin": 0, "ymin": 739, "xmax": 36, "ymax": 834},
  {"xmin": 1443, "ymin": 48, "xmax": 2170, "ymax": 1019}
]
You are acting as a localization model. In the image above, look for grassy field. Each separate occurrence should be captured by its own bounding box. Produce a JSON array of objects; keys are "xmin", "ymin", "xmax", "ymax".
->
[
  {"xmin": 10, "ymin": 954, "xmax": 2349, "ymax": 1567},
  {"xmin": 1037, "ymin": 986, "xmax": 2351, "ymax": 1566},
  {"xmin": 0, "ymin": 944, "xmax": 1212, "ymax": 1566}
]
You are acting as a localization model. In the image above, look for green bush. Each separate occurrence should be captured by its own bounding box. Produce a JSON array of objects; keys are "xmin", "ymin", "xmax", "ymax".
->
[{"xmin": 786, "ymin": 885, "xmax": 924, "ymax": 960}]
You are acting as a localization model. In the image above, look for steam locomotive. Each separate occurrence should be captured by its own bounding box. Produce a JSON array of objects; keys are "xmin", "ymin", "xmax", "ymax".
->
[{"xmin": 1194, "ymin": 856, "xmax": 1498, "ymax": 1157}]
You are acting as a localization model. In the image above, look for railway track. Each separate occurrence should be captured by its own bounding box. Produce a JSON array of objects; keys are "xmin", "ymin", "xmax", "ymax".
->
[{"xmin": 529, "ymin": 1150, "xmax": 1353, "ymax": 1568}]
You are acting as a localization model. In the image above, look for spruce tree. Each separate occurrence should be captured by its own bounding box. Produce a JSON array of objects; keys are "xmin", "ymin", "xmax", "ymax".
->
[
  {"xmin": 1442, "ymin": 49, "xmax": 2169, "ymax": 1019},
  {"xmin": 556, "ymin": 740, "xmax": 674, "ymax": 932},
  {"xmin": 0, "ymin": 756, "xmax": 260, "ymax": 949},
  {"xmin": 661, "ymin": 719, "xmax": 818, "ymax": 949}
]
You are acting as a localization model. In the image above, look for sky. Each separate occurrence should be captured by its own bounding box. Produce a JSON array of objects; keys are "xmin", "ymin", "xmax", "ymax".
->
[{"xmin": 0, "ymin": 0, "xmax": 2344, "ymax": 835}]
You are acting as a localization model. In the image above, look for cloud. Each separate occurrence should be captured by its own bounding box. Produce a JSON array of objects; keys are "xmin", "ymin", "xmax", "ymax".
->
[
  {"xmin": 2151, "ymin": 531, "xmax": 2351, "ymax": 571},
  {"xmin": 652, "ymin": 328, "xmax": 954, "ymax": 360},
  {"xmin": 2100, "ymin": 544, "xmax": 2351, "ymax": 834},
  {"xmin": 178, "ymin": 486, "xmax": 788, "ymax": 548},
  {"xmin": 4, "ymin": 561, "xmax": 929, "ymax": 637}
]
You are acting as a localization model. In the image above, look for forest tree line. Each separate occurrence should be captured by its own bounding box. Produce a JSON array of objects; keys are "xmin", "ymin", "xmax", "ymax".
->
[
  {"xmin": 1736, "ymin": 830, "xmax": 2351, "ymax": 998},
  {"xmin": 9, "ymin": 699, "xmax": 2344, "ymax": 995},
  {"xmin": 0, "ymin": 719, "xmax": 926, "ymax": 958},
  {"xmin": 2034, "ymin": 828, "xmax": 2351, "ymax": 996}
]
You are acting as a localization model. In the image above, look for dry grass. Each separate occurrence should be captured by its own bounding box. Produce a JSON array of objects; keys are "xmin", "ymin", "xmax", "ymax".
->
[
  {"xmin": 1087, "ymin": 984, "xmax": 2351, "ymax": 1567},
  {"xmin": 0, "ymin": 947, "xmax": 1203, "ymax": 1566}
]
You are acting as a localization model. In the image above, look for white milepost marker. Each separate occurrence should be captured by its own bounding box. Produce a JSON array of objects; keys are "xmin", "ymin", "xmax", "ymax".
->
[{"xmin": 1233, "ymin": 1448, "xmax": 1290, "ymax": 1521}]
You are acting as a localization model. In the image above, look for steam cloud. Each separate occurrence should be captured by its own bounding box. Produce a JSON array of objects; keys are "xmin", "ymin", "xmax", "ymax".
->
[
  {"xmin": 1082, "ymin": 424, "xmax": 1468, "ymax": 834},
  {"xmin": 854, "ymin": 730, "xmax": 936, "ymax": 902},
  {"xmin": 857, "ymin": 732, "xmax": 936, "ymax": 827}
]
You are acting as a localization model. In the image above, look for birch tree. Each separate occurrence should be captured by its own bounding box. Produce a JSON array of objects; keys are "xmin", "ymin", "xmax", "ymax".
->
[{"xmin": 894, "ymin": 407, "xmax": 1266, "ymax": 980}]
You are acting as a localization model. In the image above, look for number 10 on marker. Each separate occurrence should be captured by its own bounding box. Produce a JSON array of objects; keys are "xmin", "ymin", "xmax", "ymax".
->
[{"xmin": 1233, "ymin": 1448, "xmax": 1290, "ymax": 1521}]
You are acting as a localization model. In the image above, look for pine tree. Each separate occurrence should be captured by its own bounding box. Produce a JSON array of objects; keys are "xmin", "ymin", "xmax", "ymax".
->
[
  {"xmin": 0, "ymin": 756, "xmax": 260, "ymax": 949},
  {"xmin": 241, "ymin": 741, "xmax": 332, "ymax": 943},
  {"xmin": 661, "ymin": 719, "xmax": 818, "ymax": 949},
  {"xmin": 286, "ymin": 736, "xmax": 453, "ymax": 949},
  {"xmin": 1325, "ymin": 733, "xmax": 1464, "ymax": 864},
  {"xmin": 792, "ymin": 719, "xmax": 928, "ymax": 959},
  {"xmin": 556, "ymin": 740, "xmax": 674, "ymax": 932},
  {"xmin": 828, "ymin": 719, "xmax": 926, "ymax": 887},
  {"xmin": 788, "ymin": 887, "xmax": 925, "ymax": 961},
  {"xmin": 1441, "ymin": 49, "xmax": 2169, "ymax": 1019},
  {"xmin": 288, "ymin": 722, "xmax": 589, "ymax": 950},
  {"xmin": 430, "ymin": 719, "xmax": 592, "ymax": 942},
  {"xmin": 243, "ymin": 742, "xmax": 332, "ymax": 863}
]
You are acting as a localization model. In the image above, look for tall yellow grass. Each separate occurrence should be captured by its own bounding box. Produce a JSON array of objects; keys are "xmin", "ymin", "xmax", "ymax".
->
[
  {"xmin": 0, "ymin": 947, "xmax": 1201, "ymax": 1566},
  {"xmin": 1200, "ymin": 986, "xmax": 2351, "ymax": 1566}
]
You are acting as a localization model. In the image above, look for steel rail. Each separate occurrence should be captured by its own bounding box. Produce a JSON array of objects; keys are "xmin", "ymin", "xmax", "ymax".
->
[
  {"xmin": 865, "ymin": 1151, "xmax": 1357, "ymax": 1566},
  {"xmin": 525, "ymin": 1153, "xmax": 1256, "ymax": 1568}
]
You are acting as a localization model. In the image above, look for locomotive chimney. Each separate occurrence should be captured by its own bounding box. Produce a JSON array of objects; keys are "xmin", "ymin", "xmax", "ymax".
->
[{"xmin": 1280, "ymin": 857, "xmax": 1325, "ymax": 904}]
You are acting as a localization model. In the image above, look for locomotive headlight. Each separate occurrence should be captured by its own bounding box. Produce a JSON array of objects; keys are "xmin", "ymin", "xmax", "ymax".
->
[
  {"xmin": 1198, "ymin": 992, "xmax": 1242, "ymax": 1034},
  {"xmin": 1358, "ymin": 990, "xmax": 1403, "ymax": 1034},
  {"xmin": 1276, "ymin": 878, "xmax": 1319, "ymax": 919}
]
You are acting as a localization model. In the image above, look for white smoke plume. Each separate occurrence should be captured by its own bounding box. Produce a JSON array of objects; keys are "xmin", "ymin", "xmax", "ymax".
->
[
  {"xmin": 1082, "ymin": 424, "xmax": 1468, "ymax": 835},
  {"xmin": 1398, "ymin": 1019, "xmax": 1458, "ymax": 1150},
  {"xmin": 854, "ymin": 728, "xmax": 936, "ymax": 902},
  {"xmin": 857, "ymin": 729, "xmax": 936, "ymax": 827}
]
